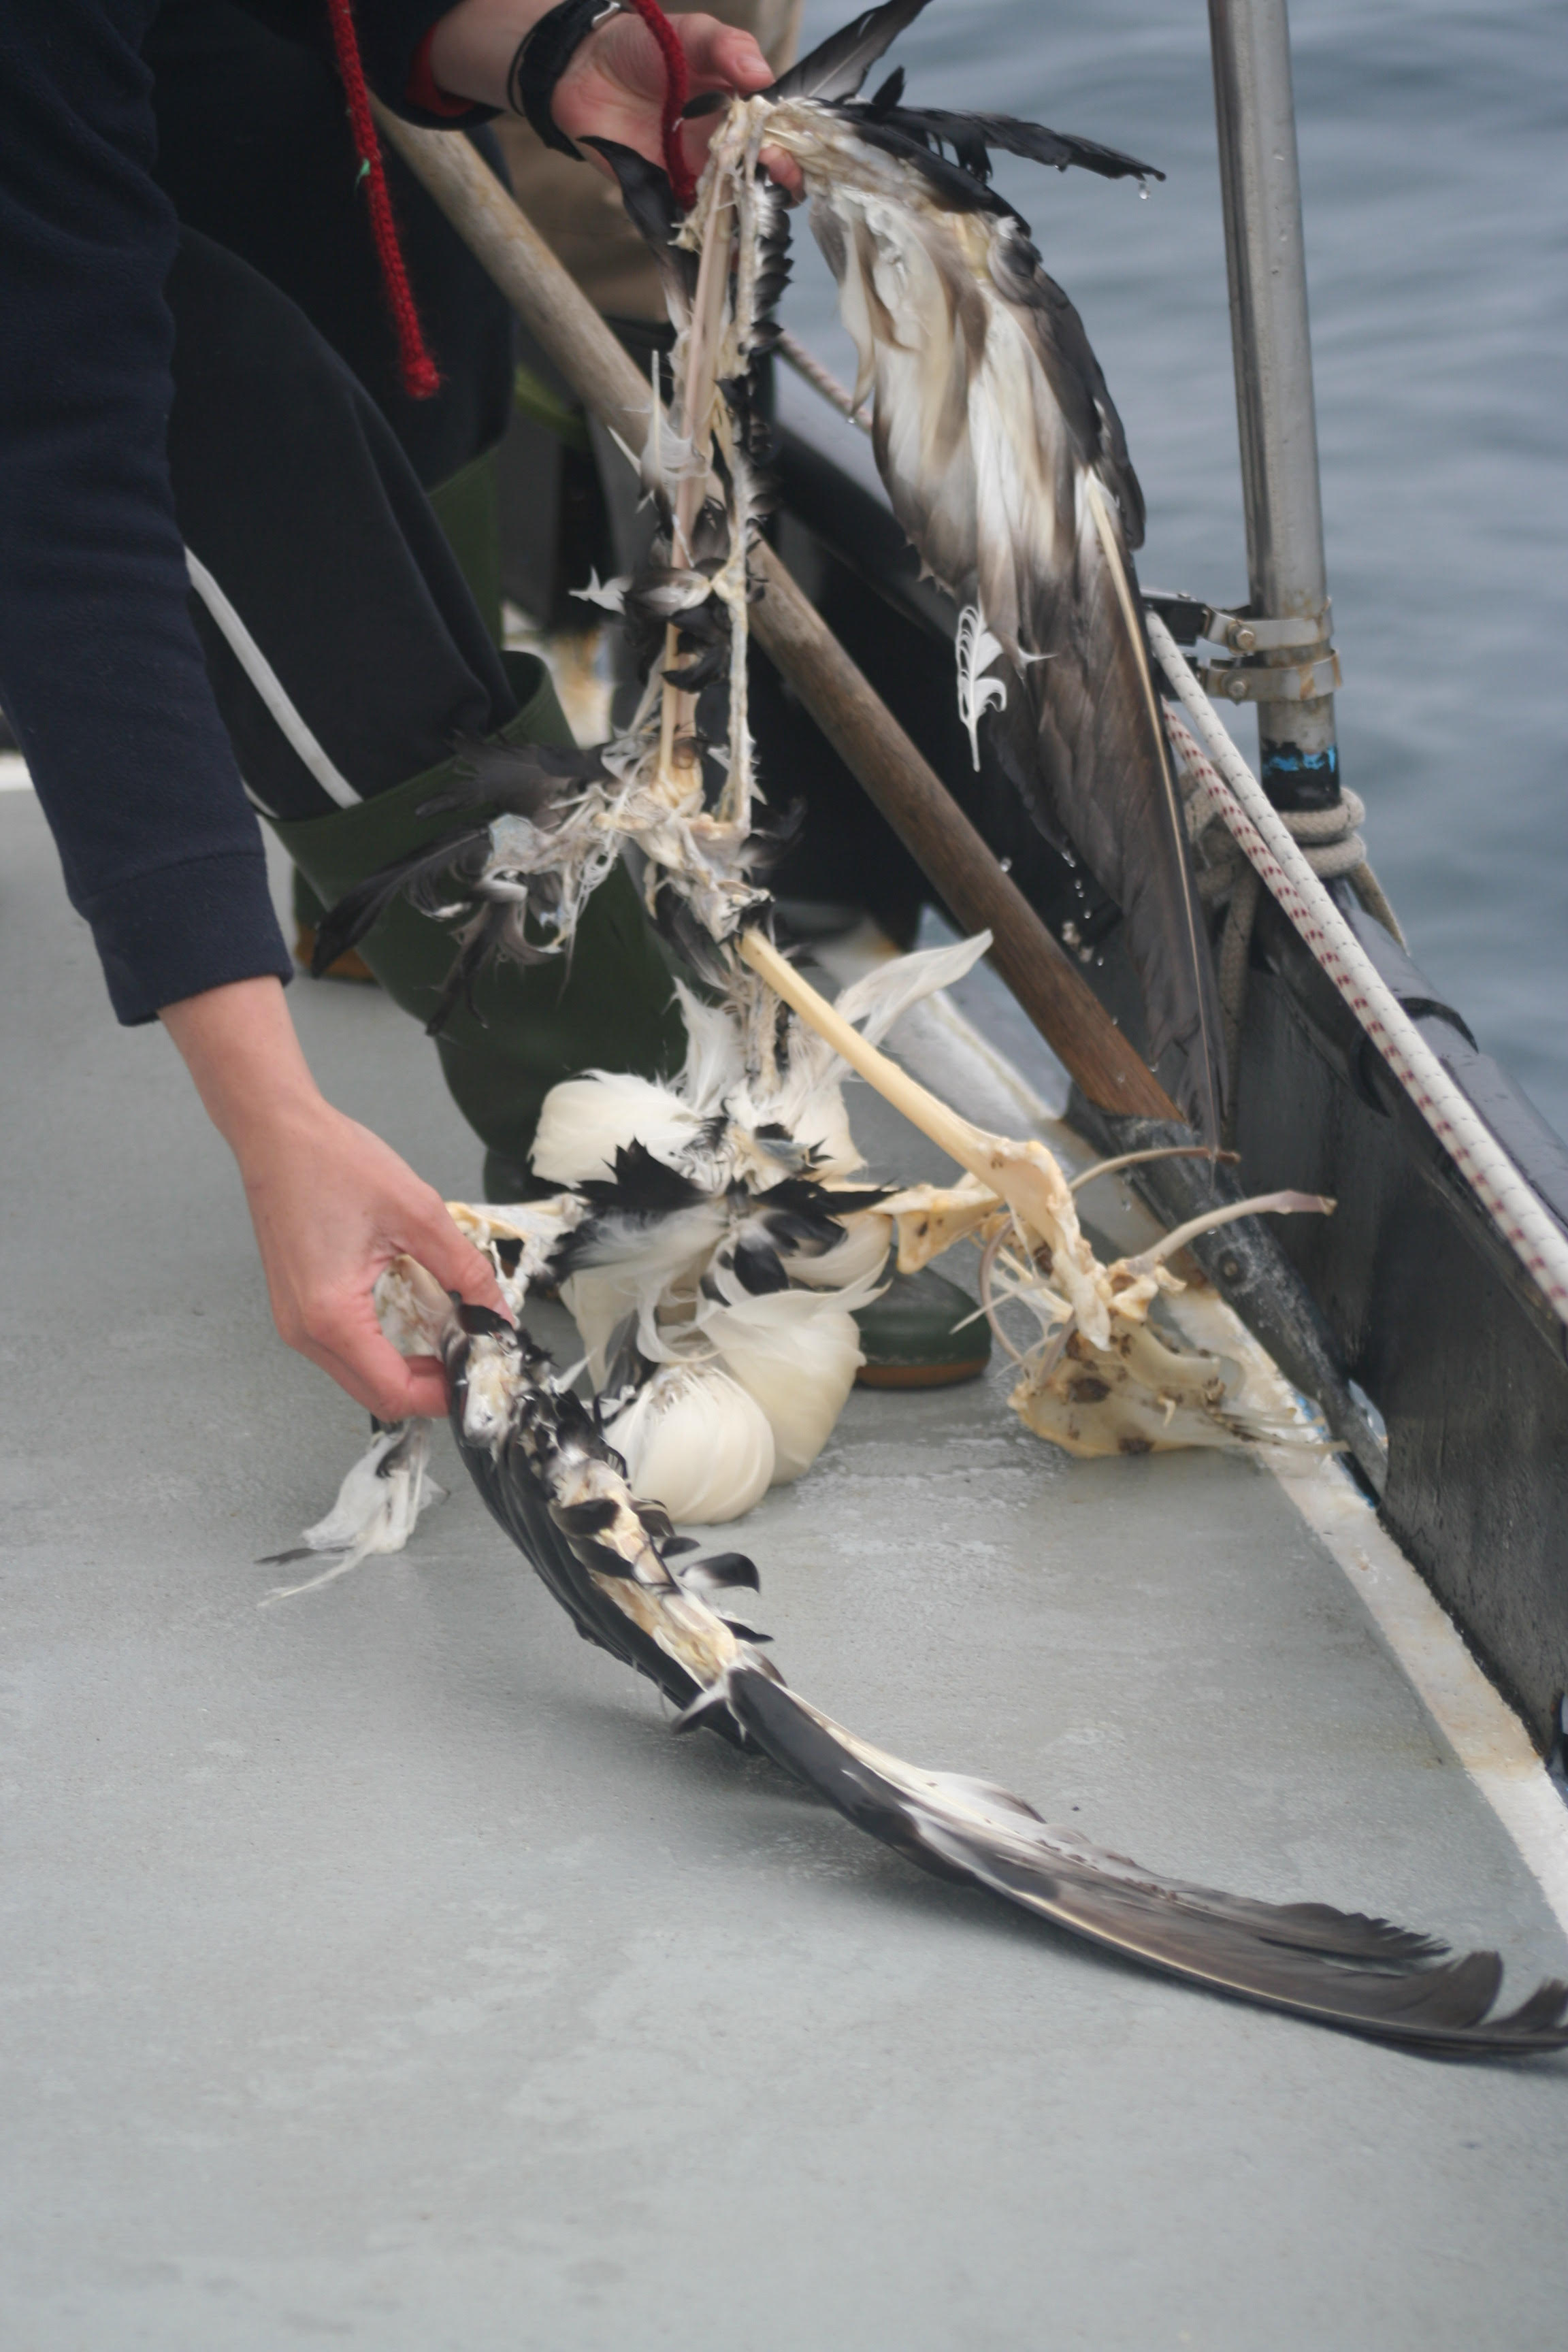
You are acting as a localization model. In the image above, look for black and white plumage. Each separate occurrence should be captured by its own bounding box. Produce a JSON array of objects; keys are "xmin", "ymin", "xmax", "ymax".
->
[
  {"xmin": 270, "ymin": 4, "xmax": 1568, "ymax": 2059},
  {"xmin": 411, "ymin": 1269, "xmax": 1568, "ymax": 2059},
  {"xmin": 318, "ymin": 0, "xmax": 1220, "ymax": 1128},
  {"xmin": 515, "ymin": 936, "xmax": 992, "ymax": 1507},
  {"xmin": 685, "ymin": 0, "xmax": 1226, "ymax": 1134}
]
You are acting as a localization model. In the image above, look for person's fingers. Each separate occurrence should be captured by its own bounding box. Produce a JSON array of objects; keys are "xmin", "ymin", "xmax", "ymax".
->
[
  {"xmin": 405, "ymin": 1203, "xmax": 508, "ymax": 1319},
  {"xmin": 678, "ymin": 21, "xmax": 774, "ymax": 92},
  {"xmin": 301, "ymin": 1288, "xmax": 451, "ymax": 1420},
  {"xmin": 304, "ymin": 1328, "xmax": 425, "ymax": 1420},
  {"xmin": 385, "ymin": 1355, "xmax": 453, "ymax": 1420},
  {"xmin": 759, "ymin": 142, "xmax": 804, "ymax": 198}
]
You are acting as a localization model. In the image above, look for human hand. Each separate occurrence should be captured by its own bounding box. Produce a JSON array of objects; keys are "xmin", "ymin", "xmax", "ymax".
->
[
  {"xmin": 161, "ymin": 977, "xmax": 505, "ymax": 1419},
  {"xmin": 553, "ymin": 12, "xmax": 803, "ymax": 195},
  {"xmin": 235, "ymin": 1096, "xmax": 506, "ymax": 1420}
]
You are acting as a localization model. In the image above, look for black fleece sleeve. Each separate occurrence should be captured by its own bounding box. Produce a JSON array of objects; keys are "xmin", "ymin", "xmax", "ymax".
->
[{"xmin": 0, "ymin": 0, "xmax": 477, "ymax": 1026}]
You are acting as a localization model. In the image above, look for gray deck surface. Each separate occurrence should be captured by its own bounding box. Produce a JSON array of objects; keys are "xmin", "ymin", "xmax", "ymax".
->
[{"xmin": 4, "ymin": 792, "xmax": 1566, "ymax": 2349}]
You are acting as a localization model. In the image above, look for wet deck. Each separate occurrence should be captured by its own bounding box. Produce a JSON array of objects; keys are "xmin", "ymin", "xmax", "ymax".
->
[{"xmin": 4, "ymin": 787, "xmax": 1566, "ymax": 2349}]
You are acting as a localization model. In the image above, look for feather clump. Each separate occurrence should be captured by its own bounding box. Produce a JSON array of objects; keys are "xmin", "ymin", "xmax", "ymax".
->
[{"xmin": 528, "ymin": 936, "xmax": 998, "ymax": 1513}]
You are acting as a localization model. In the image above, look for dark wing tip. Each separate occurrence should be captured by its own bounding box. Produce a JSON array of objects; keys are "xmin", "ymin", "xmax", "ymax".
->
[
  {"xmin": 769, "ymin": 0, "xmax": 934, "ymax": 103},
  {"xmin": 583, "ymin": 137, "xmax": 700, "ymax": 309}
]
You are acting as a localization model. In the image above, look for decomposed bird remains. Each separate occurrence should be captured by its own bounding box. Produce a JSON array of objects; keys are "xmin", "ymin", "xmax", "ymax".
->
[{"xmin": 278, "ymin": 0, "xmax": 1568, "ymax": 2053}]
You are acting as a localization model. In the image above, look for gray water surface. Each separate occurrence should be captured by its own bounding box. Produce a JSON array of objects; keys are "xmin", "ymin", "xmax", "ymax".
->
[{"xmin": 779, "ymin": 0, "xmax": 1568, "ymax": 1130}]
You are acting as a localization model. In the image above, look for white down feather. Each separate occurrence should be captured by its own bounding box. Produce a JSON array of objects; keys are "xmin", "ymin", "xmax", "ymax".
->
[
  {"xmin": 559, "ymin": 1198, "xmax": 729, "ymax": 1386},
  {"xmin": 777, "ymin": 1207, "xmax": 892, "ymax": 1290},
  {"xmin": 698, "ymin": 1262, "xmax": 885, "ymax": 1484},
  {"xmin": 263, "ymin": 1420, "xmax": 444, "ymax": 1602},
  {"xmin": 529, "ymin": 934, "xmax": 993, "ymax": 1193},
  {"xmin": 603, "ymin": 1360, "xmax": 775, "ymax": 1522},
  {"xmin": 531, "ymin": 1072, "xmax": 706, "ymax": 1186}
]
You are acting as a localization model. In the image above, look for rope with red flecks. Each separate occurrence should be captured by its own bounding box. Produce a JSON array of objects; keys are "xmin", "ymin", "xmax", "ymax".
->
[
  {"xmin": 1150, "ymin": 615, "xmax": 1568, "ymax": 1328},
  {"xmin": 325, "ymin": 0, "xmax": 442, "ymax": 401},
  {"xmin": 620, "ymin": 0, "xmax": 697, "ymax": 208}
]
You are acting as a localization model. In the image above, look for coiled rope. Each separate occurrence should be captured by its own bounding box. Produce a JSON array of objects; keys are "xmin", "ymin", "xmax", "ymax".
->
[
  {"xmin": 1170, "ymin": 707, "xmax": 1404, "ymax": 1111},
  {"xmin": 1148, "ymin": 612, "xmax": 1568, "ymax": 1329}
]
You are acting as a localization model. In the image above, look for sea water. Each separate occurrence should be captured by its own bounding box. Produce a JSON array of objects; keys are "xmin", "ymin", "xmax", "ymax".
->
[{"xmin": 779, "ymin": 0, "xmax": 1567, "ymax": 1133}]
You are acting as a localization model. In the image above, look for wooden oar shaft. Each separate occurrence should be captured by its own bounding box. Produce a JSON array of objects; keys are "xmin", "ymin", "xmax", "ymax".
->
[
  {"xmin": 742, "ymin": 538, "xmax": 1179, "ymax": 1119},
  {"xmin": 373, "ymin": 107, "xmax": 1179, "ymax": 1124}
]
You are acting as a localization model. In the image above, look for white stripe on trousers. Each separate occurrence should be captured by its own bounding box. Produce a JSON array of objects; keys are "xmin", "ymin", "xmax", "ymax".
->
[{"xmin": 184, "ymin": 546, "xmax": 361, "ymax": 811}]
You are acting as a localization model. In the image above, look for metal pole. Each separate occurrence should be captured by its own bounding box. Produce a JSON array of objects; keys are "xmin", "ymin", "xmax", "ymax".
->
[{"xmin": 1207, "ymin": 0, "xmax": 1341, "ymax": 810}]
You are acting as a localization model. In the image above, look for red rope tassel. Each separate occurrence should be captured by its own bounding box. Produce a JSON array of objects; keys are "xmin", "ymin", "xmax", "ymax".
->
[
  {"xmin": 325, "ymin": 0, "xmax": 442, "ymax": 401},
  {"xmin": 621, "ymin": 0, "xmax": 697, "ymax": 208}
]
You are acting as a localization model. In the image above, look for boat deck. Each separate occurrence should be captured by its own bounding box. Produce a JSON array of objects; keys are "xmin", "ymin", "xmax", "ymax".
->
[{"xmin": 4, "ymin": 787, "xmax": 1566, "ymax": 2349}]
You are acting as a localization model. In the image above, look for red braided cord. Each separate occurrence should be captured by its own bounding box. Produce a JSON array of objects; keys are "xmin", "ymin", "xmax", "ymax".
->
[
  {"xmin": 324, "ymin": 0, "xmax": 441, "ymax": 400},
  {"xmin": 619, "ymin": 0, "xmax": 696, "ymax": 208}
]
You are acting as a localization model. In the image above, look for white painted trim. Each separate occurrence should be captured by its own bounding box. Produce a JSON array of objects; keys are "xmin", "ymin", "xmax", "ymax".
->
[
  {"xmin": 864, "ymin": 945, "xmax": 1568, "ymax": 1946},
  {"xmin": 184, "ymin": 546, "xmax": 360, "ymax": 809},
  {"xmin": 1281, "ymin": 1455, "xmax": 1568, "ymax": 1937}
]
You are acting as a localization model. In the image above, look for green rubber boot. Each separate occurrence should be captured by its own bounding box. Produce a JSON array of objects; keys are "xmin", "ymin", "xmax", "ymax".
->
[
  {"xmin": 854, "ymin": 1265, "xmax": 992, "ymax": 1389},
  {"xmin": 267, "ymin": 650, "xmax": 683, "ymax": 1194}
]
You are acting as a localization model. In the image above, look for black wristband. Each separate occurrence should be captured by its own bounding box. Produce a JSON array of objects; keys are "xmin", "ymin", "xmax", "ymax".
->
[{"xmin": 508, "ymin": 0, "xmax": 623, "ymax": 161}]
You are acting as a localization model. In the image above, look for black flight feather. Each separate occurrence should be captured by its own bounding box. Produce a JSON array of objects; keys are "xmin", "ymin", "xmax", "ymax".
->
[
  {"xmin": 980, "ymin": 233, "xmax": 1220, "ymax": 1132},
  {"xmin": 435, "ymin": 1302, "xmax": 1568, "ymax": 2058},
  {"xmin": 310, "ymin": 827, "xmax": 491, "ymax": 975},
  {"xmin": 860, "ymin": 105, "xmax": 1162, "ymax": 189},
  {"xmin": 581, "ymin": 139, "xmax": 699, "ymax": 317},
  {"xmin": 721, "ymin": 1669, "xmax": 1568, "ymax": 2058},
  {"xmin": 445, "ymin": 1321, "xmax": 745, "ymax": 1737},
  {"xmin": 768, "ymin": 0, "xmax": 935, "ymax": 103},
  {"xmin": 420, "ymin": 737, "xmax": 606, "ymax": 823}
]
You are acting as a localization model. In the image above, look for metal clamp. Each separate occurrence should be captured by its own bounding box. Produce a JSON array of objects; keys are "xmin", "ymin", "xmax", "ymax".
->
[
  {"xmin": 1139, "ymin": 592, "xmax": 1336, "ymax": 666},
  {"xmin": 1204, "ymin": 602, "xmax": 1332, "ymax": 654},
  {"xmin": 1198, "ymin": 650, "xmax": 1342, "ymax": 704}
]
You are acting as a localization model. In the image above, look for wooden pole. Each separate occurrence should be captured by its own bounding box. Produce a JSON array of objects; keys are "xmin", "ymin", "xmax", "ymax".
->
[{"xmin": 373, "ymin": 106, "xmax": 1181, "ymax": 1125}]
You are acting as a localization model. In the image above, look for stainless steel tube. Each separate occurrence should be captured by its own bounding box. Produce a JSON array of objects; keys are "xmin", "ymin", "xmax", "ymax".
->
[{"xmin": 1208, "ymin": 0, "xmax": 1340, "ymax": 808}]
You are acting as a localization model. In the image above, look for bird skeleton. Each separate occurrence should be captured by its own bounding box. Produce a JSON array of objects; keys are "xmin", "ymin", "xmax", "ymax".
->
[
  {"xmin": 276, "ymin": 1, "xmax": 1568, "ymax": 2053},
  {"xmin": 297, "ymin": 0, "xmax": 1338, "ymax": 1536}
]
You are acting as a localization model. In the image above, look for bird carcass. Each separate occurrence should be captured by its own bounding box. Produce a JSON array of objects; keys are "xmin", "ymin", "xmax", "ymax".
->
[{"xmin": 270, "ymin": 0, "xmax": 1568, "ymax": 2055}]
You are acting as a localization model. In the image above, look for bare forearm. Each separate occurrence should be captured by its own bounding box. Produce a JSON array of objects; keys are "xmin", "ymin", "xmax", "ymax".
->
[{"xmin": 161, "ymin": 975, "xmax": 322, "ymax": 1154}]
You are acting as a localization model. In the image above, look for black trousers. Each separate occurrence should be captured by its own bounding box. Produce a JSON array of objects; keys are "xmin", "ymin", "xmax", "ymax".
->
[
  {"xmin": 167, "ymin": 226, "xmax": 519, "ymax": 823},
  {"xmin": 148, "ymin": 0, "xmax": 516, "ymax": 489},
  {"xmin": 148, "ymin": 0, "xmax": 524, "ymax": 822}
]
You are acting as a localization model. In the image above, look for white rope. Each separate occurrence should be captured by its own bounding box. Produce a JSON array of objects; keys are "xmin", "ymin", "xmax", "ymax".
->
[
  {"xmin": 1147, "ymin": 610, "xmax": 1568, "ymax": 1328},
  {"xmin": 776, "ymin": 330, "xmax": 872, "ymax": 433}
]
